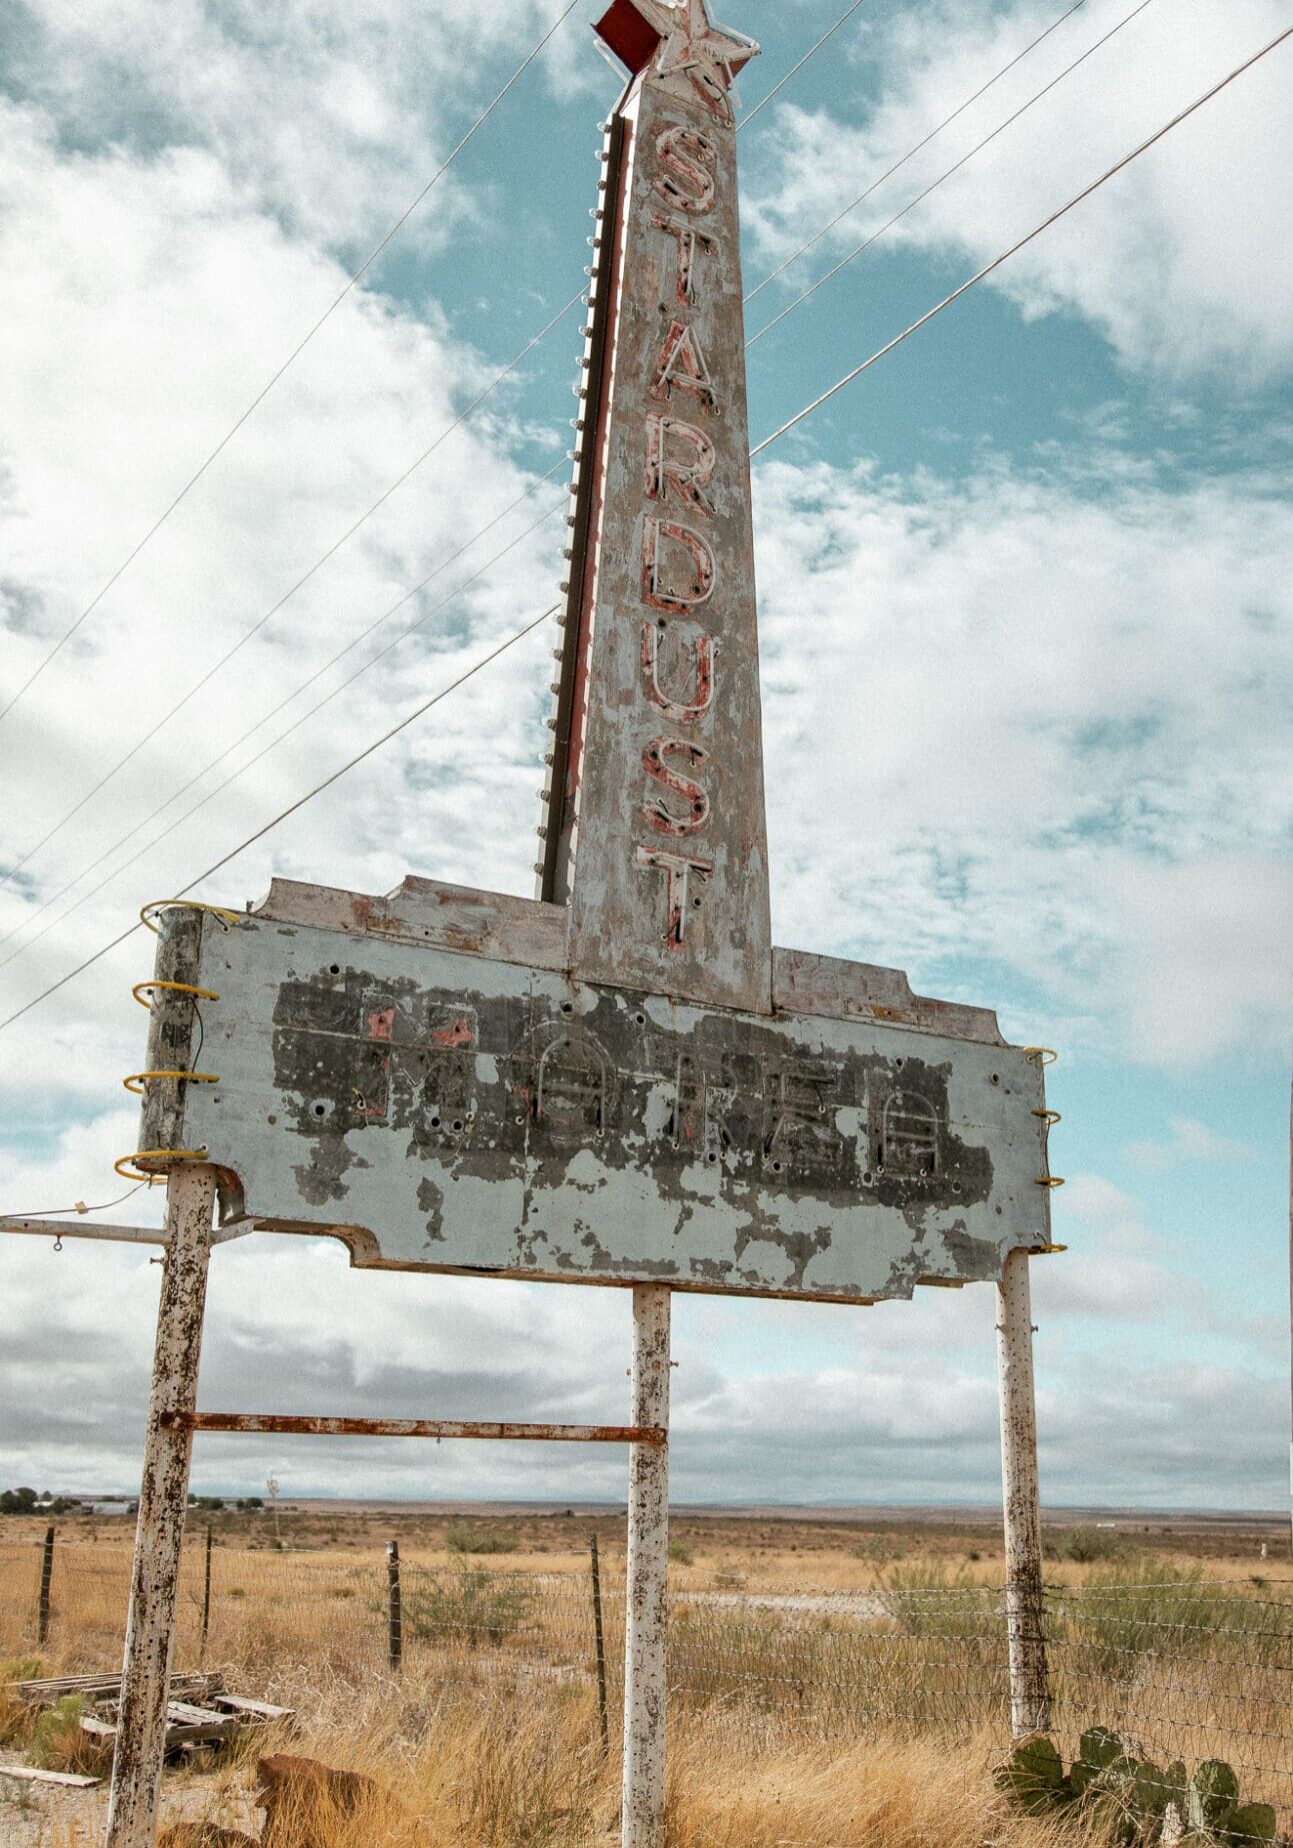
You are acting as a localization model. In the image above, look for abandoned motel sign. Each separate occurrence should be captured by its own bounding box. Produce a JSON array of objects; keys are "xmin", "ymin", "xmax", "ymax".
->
[{"xmin": 37, "ymin": 4, "xmax": 1062, "ymax": 1844}]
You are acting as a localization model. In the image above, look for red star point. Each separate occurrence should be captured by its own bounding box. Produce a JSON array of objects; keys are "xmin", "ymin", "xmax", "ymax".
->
[{"xmin": 595, "ymin": 0, "xmax": 758, "ymax": 120}]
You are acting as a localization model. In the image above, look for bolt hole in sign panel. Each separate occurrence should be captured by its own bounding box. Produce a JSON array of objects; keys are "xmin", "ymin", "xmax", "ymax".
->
[{"xmin": 130, "ymin": 0, "xmax": 1055, "ymax": 1305}]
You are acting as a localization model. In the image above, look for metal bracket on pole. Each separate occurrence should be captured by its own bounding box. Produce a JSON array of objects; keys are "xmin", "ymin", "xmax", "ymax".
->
[
  {"xmin": 0, "ymin": 1217, "xmax": 249, "ymax": 1247},
  {"xmin": 622, "ymin": 1284, "xmax": 670, "ymax": 1848},
  {"xmin": 996, "ymin": 1247, "xmax": 1051, "ymax": 1738}
]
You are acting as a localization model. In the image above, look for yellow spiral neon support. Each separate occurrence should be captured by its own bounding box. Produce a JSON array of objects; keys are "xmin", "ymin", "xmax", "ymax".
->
[
  {"xmin": 140, "ymin": 899, "xmax": 242, "ymax": 935},
  {"xmin": 123, "ymin": 1070, "xmax": 220, "ymax": 1096},
  {"xmin": 114, "ymin": 1149, "xmax": 210, "ymax": 1184},
  {"xmin": 132, "ymin": 979, "xmax": 219, "ymax": 1010},
  {"xmin": 1025, "ymin": 1051, "xmax": 1064, "ymax": 1187}
]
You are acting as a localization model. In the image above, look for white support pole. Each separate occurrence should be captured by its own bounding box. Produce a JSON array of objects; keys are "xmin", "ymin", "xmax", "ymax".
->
[
  {"xmin": 622, "ymin": 1284, "xmax": 671, "ymax": 1848},
  {"xmin": 996, "ymin": 1246, "xmax": 1051, "ymax": 1738},
  {"xmin": 105, "ymin": 1164, "xmax": 217, "ymax": 1848}
]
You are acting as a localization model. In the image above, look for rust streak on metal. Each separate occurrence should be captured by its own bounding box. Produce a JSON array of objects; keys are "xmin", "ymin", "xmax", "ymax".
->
[{"xmin": 163, "ymin": 1412, "xmax": 666, "ymax": 1444}]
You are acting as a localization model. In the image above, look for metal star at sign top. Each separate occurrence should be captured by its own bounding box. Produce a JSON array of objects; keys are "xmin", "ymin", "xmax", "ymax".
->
[{"xmin": 596, "ymin": 0, "xmax": 758, "ymax": 121}]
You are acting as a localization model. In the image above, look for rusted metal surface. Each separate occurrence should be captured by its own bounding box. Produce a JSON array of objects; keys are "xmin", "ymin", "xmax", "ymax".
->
[
  {"xmin": 144, "ymin": 911, "xmax": 1050, "ymax": 1302},
  {"xmin": 105, "ymin": 1163, "xmax": 216, "ymax": 1848},
  {"xmin": 996, "ymin": 1248, "xmax": 1051, "ymax": 1736},
  {"xmin": 257, "ymin": 874, "xmax": 568, "ymax": 971},
  {"xmin": 162, "ymin": 1412, "xmax": 666, "ymax": 1444},
  {"xmin": 549, "ymin": 4, "xmax": 771, "ymax": 1016},
  {"xmin": 622, "ymin": 1284, "xmax": 671, "ymax": 1848},
  {"xmin": 258, "ymin": 875, "xmax": 1016, "ymax": 1043}
]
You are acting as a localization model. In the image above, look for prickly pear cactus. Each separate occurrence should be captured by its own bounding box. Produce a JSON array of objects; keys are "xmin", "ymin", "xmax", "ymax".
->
[
  {"xmin": 1189, "ymin": 1761, "xmax": 1240, "ymax": 1834},
  {"xmin": 998, "ymin": 1735, "xmax": 1068, "ymax": 1813},
  {"xmin": 1220, "ymin": 1803, "xmax": 1277, "ymax": 1845}
]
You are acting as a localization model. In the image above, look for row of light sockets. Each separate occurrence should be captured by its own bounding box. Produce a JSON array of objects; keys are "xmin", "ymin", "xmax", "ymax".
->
[{"xmin": 532, "ymin": 120, "xmax": 618, "ymax": 887}]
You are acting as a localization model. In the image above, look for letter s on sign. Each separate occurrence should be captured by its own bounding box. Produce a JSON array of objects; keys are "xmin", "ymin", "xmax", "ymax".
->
[
  {"xmin": 653, "ymin": 126, "xmax": 717, "ymax": 215},
  {"xmin": 642, "ymin": 737, "xmax": 710, "ymax": 835}
]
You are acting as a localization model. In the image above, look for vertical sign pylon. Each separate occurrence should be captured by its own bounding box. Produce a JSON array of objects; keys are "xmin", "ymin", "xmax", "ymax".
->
[{"xmin": 544, "ymin": 0, "xmax": 771, "ymax": 1016}]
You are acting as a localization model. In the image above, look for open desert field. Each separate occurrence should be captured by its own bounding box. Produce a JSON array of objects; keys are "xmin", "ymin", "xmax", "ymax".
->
[{"xmin": 2, "ymin": 1503, "xmax": 1289, "ymax": 1845}]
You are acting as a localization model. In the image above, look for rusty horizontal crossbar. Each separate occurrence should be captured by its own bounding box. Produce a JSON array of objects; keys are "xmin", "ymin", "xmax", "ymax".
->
[{"xmin": 162, "ymin": 1412, "xmax": 667, "ymax": 1445}]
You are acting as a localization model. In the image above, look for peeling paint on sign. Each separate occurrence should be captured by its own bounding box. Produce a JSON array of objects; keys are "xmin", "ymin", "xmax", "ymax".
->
[{"xmin": 140, "ymin": 905, "xmax": 1051, "ymax": 1304}]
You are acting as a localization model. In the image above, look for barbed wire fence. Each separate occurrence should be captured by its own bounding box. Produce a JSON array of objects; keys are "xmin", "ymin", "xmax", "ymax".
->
[{"xmin": 1, "ymin": 1538, "xmax": 1289, "ymax": 1818}]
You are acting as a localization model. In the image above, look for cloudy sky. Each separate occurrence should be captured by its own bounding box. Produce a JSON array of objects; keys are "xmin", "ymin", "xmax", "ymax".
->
[{"xmin": 0, "ymin": 0, "xmax": 1289, "ymax": 1514}]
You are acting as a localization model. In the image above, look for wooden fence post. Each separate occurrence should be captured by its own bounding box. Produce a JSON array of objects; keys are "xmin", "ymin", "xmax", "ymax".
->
[
  {"xmin": 386, "ymin": 1540, "xmax": 402, "ymax": 1674},
  {"xmin": 37, "ymin": 1524, "xmax": 55, "ymax": 1645},
  {"xmin": 200, "ymin": 1524, "xmax": 213, "ymax": 1660},
  {"xmin": 590, "ymin": 1531, "xmax": 610, "ymax": 1757}
]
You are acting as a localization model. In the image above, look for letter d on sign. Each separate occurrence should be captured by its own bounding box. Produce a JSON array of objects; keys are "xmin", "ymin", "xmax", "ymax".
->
[{"xmin": 642, "ymin": 518, "xmax": 715, "ymax": 611}]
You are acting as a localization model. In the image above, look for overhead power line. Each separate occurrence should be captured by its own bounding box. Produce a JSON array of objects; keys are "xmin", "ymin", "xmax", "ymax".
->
[
  {"xmin": 0, "ymin": 605, "xmax": 559, "ymax": 1034},
  {"xmin": 4, "ymin": 20, "xmax": 1286, "ymax": 1036},
  {"xmin": 750, "ymin": 21, "xmax": 1293, "ymax": 457},
  {"xmin": 738, "ymin": 0, "xmax": 871, "ymax": 131},
  {"xmin": 0, "ymin": 483, "xmax": 568, "ymax": 970},
  {"xmin": 0, "ymin": 459, "xmax": 569, "ymax": 960},
  {"xmin": 2, "ymin": 0, "xmax": 856, "ymax": 887},
  {"xmin": 747, "ymin": 0, "xmax": 1157, "ymax": 347},
  {"xmin": 0, "ymin": 0, "xmax": 582, "ymax": 732},
  {"xmin": 743, "ymin": 0, "xmax": 1091, "ymax": 307},
  {"xmin": 0, "ymin": 290, "xmax": 582, "ymax": 896}
]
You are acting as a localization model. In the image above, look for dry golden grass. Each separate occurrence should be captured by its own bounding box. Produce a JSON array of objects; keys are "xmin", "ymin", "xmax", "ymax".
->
[
  {"xmin": 34, "ymin": 1673, "xmax": 1129, "ymax": 1848},
  {"xmin": 4, "ymin": 1516, "xmax": 1290, "ymax": 1843}
]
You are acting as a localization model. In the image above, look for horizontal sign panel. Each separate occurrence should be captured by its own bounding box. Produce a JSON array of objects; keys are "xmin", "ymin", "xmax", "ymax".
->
[{"xmin": 146, "ymin": 912, "xmax": 1051, "ymax": 1302}]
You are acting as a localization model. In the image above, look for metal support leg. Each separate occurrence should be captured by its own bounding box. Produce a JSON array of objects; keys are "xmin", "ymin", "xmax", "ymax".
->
[
  {"xmin": 996, "ymin": 1247, "xmax": 1051, "ymax": 1737},
  {"xmin": 622, "ymin": 1285, "xmax": 670, "ymax": 1848},
  {"xmin": 105, "ymin": 1164, "xmax": 217, "ymax": 1848}
]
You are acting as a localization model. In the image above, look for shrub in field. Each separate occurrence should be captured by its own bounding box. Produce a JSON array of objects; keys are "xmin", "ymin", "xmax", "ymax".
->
[
  {"xmin": 878, "ymin": 1562, "xmax": 1002, "ymax": 1643},
  {"xmin": 669, "ymin": 1540, "xmax": 694, "ymax": 1565},
  {"xmin": 712, "ymin": 1568, "xmax": 746, "ymax": 1590},
  {"xmin": 444, "ymin": 1521, "xmax": 519, "ymax": 1556},
  {"xmin": 1055, "ymin": 1562, "xmax": 1272, "ymax": 1677},
  {"xmin": 998, "ymin": 1729, "xmax": 1278, "ymax": 1845},
  {"xmin": 1047, "ymin": 1526, "xmax": 1135, "ymax": 1564},
  {"xmin": 849, "ymin": 1535, "xmax": 902, "ymax": 1565},
  {"xmin": 29, "ymin": 1693, "xmax": 112, "ymax": 1776},
  {"xmin": 0, "ymin": 1657, "xmax": 43, "ymax": 1747},
  {"xmin": 404, "ymin": 1567, "xmax": 535, "ymax": 1645}
]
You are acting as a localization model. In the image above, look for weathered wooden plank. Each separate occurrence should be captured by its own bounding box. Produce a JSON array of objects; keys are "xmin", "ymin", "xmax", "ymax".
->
[
  {"xmin": 0, "ymin": 1765, "xmax": 104, "ymax": 1787},
  {"xmin": 210, "ymin": 1694, "xmax": 294, "ymax": 1721},
  {"xmin": 16, "ymin": 1672, "xmax": 220, "ymax": 1702}
]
